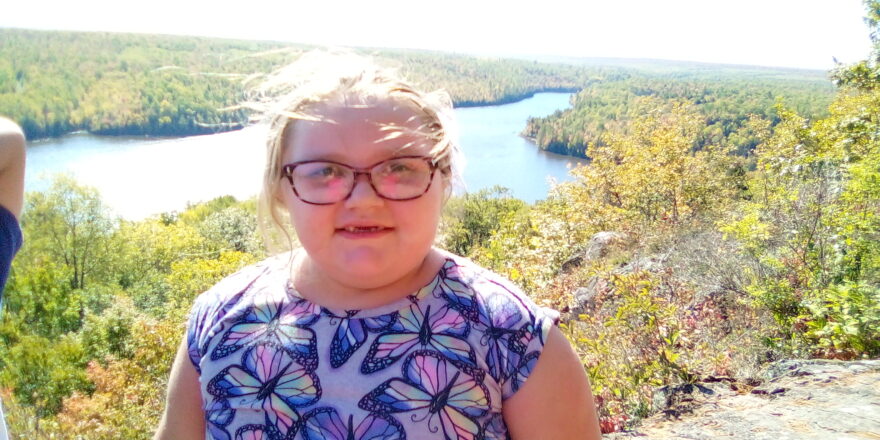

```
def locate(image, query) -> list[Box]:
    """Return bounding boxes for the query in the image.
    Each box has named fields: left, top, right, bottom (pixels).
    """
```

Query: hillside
left=1, top=5, right=879, bottom=436
left=0, top=28, right=600, bottom=139
left=1, top=28, right=834, bottom=158
left=523, top=71, right=835, bottom=157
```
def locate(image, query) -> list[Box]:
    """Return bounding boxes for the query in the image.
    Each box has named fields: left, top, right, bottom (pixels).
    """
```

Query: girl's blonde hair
left=249, top=50, right=464, bottom=252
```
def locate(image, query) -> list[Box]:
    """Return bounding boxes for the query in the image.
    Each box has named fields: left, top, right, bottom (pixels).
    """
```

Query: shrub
left=801, top=282, right=880, bottom=358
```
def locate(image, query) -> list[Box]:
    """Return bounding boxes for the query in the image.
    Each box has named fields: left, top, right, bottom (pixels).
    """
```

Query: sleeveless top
left=0, top=204, right=22, bottom=311
left=187, top=253, right=559, bottom=440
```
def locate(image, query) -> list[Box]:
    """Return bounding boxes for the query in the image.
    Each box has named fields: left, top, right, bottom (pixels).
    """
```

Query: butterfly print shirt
left=187, top=253, right=559, bottom=440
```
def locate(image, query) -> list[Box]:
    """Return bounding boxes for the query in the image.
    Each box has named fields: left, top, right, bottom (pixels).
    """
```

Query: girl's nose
left=344, top=173, right=383, bottom=208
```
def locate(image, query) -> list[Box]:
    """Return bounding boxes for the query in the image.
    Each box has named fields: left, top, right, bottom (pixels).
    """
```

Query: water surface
left=26, top=93, right=585, bottom=219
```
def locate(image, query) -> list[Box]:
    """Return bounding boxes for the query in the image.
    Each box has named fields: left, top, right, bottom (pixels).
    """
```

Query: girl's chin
left=332, top=253, right=424, bottom=287
left=300, top=243, right=435, bottom=289
left=338, top=246, right=393, bottom=265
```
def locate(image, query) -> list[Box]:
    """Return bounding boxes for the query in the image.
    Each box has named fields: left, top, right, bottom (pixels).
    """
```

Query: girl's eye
left=317, top=167, right=337, bottom=177
left=303, top=163, right=346, bottom=179
left=389, top=162, right=414, bottom=174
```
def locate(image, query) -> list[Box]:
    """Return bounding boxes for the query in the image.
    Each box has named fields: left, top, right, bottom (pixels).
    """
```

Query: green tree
left=719, top=0, right=880, bottom=357
left=0, top=333, right=92, bottom=417
left=19, top=175, right=115, bottom=290
left=440, top=186, right=528, bottom=256
left=564, top=99, right=739, bottom=237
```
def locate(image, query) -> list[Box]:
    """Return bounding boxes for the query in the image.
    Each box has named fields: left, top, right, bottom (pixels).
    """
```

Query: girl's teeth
left=345, top=226, right=382, bottom=232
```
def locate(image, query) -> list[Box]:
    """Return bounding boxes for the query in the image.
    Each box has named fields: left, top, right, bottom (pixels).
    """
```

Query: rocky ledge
left=605, top=359, right=880, bottom=440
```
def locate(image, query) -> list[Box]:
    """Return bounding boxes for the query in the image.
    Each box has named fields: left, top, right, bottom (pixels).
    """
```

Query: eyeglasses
left=281, top=156, right=438, bottom=205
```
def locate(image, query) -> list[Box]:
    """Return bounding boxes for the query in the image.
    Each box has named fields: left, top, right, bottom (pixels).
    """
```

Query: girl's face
left=279, top=100, right=446, bottom=291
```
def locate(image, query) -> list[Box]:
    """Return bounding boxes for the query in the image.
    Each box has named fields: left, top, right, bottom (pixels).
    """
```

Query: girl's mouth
left=336, top=225, right=393, bottom=238
left=342, top=226, right=387, bottom=233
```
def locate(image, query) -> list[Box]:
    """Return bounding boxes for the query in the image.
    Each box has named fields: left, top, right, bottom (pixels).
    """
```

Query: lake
left=25, top=93, right=586, bottom=219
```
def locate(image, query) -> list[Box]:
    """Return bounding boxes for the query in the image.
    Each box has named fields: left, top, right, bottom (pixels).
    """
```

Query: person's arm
left=502, top=325, right=602, bottom=440
left=154, top=338, right=206, bottom=440
left=0, top=117, right=26, bottom=218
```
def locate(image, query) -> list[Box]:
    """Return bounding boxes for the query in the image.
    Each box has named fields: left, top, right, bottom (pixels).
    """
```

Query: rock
left=651, top=382, right=725, bottom=413
left=570, top=277, right=605, bottom=317
left=560, top=256, right=583, bottom=274
left=615, top=255, right=665, bottom=275
left=760, top=358, right=880, bottom=382
left=560, top=231, right=628, bottom=273
left=605, top=359, right=880, bottom=439
left=585, top=232, right=629, bottom=260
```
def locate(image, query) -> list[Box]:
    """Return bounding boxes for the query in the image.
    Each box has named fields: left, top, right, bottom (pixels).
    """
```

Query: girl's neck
left=289, top=247, right=447, bottom=312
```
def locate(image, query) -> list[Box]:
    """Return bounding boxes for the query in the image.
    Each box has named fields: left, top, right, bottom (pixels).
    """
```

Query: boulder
left=604, top=359, right=880, bottom=439
left=560, top=231, right=628, bottom=273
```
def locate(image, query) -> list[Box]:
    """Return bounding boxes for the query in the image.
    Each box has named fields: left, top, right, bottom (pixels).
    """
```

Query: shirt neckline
left=281, top=255, right=458, bottom=319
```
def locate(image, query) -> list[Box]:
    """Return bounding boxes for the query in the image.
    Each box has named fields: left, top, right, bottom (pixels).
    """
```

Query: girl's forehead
left=307, top=99, right=424, bottom=125
left=285, top=101, right=433, bottom=161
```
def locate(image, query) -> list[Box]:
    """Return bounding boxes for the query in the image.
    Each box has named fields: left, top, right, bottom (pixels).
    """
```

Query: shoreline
left=21, top=90, right=581, bottom=143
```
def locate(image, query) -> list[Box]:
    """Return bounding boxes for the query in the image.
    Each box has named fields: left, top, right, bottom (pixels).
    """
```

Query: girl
left=156, top=52, right=601, bottom=440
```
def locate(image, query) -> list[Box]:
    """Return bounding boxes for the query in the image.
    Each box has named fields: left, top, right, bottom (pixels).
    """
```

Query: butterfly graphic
left=359, top=350, right=490, bottom=440
left=432, top=263, right=483, bottom=324
left=480, top=413, right=509, bottom=440
left=208, top=343, right=321, bottom=437
left=435, top=262, right=546, bottom=384
left=205, top=398, right=234, bottom=440
left=477, top=293, right=529, bottom=383
left=511, top=350, right=540, bottom=394
left=189, top=273, right=263, bottom=371
left=361, top=304, right=473, bottom=374
left=235, top=424, right=271, bottom=440
left=211, top=295, right=321, bottom=371
left=300, top=407, right=405, bottom=440
left=328, top=311, right=397, bottom=368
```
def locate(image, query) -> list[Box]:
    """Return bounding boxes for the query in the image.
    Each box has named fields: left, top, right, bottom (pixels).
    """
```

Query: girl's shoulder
left=189, top=252, right=291, bottom=318
left=436, top=252, right=559, bottom=328
left=435, top=253, right=560, bottom=400
left=186, top=253, right=293, bottom=370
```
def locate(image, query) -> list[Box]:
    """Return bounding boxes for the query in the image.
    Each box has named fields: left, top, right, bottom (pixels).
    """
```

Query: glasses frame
left=281, top=155, right=438, bottom=205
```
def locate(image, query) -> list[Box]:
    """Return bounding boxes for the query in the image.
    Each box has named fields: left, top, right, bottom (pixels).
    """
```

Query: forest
left=1, top=2, right=879, bottom=436
left=1, top=27, right=832, bottom=158
left=0, top=29, right=599, bottom=139
left=524, top=71, right=835, bottom=157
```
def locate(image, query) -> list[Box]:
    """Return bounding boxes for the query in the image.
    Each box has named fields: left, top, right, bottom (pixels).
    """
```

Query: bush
left=0, top=334, right=93, bottom=417
left=564, top=270, right=689, bottom=426
left=802, top=282, right=880, bottom=358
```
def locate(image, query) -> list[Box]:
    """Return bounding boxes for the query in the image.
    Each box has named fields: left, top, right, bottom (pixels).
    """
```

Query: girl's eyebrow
left=290, top=151, right=416, bottom=166
left=290, top=152, right=345, bottom=163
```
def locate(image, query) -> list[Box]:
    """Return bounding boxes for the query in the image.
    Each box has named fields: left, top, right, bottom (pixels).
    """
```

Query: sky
left=1, top=0, right=874, bottom=70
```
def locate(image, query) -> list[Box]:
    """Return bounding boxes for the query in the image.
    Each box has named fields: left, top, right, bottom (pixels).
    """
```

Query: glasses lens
left=292, top=162, right=353, bottom=203
left=371, top=157, right=433, bottom=199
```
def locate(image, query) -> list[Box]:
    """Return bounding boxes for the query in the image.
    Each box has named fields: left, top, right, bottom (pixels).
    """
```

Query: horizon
left=0, top=25, right=841, bottom=74
left=1, top=0, right=874, bottom=71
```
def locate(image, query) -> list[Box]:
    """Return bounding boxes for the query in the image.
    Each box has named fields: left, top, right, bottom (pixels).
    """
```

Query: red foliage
left=599, top=414, right=628, bottom=433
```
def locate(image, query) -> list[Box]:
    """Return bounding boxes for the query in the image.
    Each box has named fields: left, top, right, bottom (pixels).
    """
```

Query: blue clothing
left=0, top=205, right=20, bottom=440
left=187, top=253, right=558, bottom=440
left=0, top=204, right=22, bottom=309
